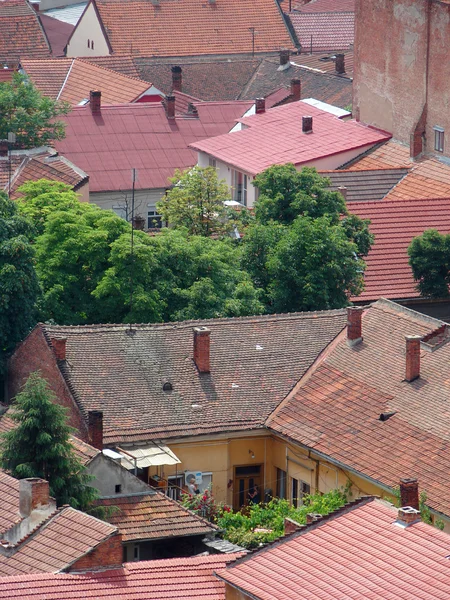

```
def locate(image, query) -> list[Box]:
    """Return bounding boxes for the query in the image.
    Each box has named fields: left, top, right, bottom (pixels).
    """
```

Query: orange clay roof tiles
left=92, top=0, right=294, bottom=57
left=0, top=0, right=51, bottom=61
left=289, top=12, right=354, bottom=53
left=0, top=472, right=20, bottom=534
left=96, top=492, right=217, bottom=541
left=347, top=140, right=412, bottom=170
left=69, top=436, right=100, bottom=465
left=87, top=55, right=141, bottom=78
left=0, top=553, right=244, bottom=599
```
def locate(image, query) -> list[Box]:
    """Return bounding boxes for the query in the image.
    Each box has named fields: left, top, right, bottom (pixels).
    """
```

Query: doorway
left=233, top=464, right=263, bottom=510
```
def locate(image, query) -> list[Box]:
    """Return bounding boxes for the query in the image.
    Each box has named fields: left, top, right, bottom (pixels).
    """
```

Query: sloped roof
left=321, top=168, right=408, bottom=201
left=91, top=0, right=294, bottom=57
left=0, top=553, right=243, bottom=599
left=70, top=436, right=100, bottom=465
left=54, top=100, right=253, bottom=192
left=0, top=472, right=20, bottom=534
left=217, top=497, right=450, bottom=599
left=296, top=0, right=355, bottom=12
left=88, top=55, right=143, bottom=79
left=39, top=310, right=347, bottom=445
left=0, top=507, right=117, bottom=576
left=291, top=51, right=353, bottom=78
left=268, top=299, right=450, bottom=517
left=0, top=0, right=51, bottom=61
left=191, top=101, right=391, bottom=176
left=39, top=14, right=74, bottom=57
left=289, top=11, right=354, bottom=53
left=96, top=491, right=218, bottom=542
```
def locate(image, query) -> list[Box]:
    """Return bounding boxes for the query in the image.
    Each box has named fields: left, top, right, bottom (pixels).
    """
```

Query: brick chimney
left=19, top=479, right=50, bottom=518
left=171, top=66, right=182, bottom=92
left=397, top=506, right=421, bottom=526
left=255, top=97, right=265, bottom=114
left=400, top=478, right=419, bottom=510
left=166, top=95, right=175, bottom=119
left=88, top=410, right=103, bottom=450
left=302, top=116, right=313, bottom=134
left=347, top=306, right=363, bottom=346
left=405, top=335, right=421, bottom=382
left=278, top=49, right=291, bottom=71
left=90, top=90, right=101, bottom=115
left=193, top=327, right=210, bottom=373
left=291, top=78, right=301, bottom=101
left=335, top=53, right=345, bottom=75
left=337, top=186, right=348, bottom=201
left=51, top=337, right=67, bottom=361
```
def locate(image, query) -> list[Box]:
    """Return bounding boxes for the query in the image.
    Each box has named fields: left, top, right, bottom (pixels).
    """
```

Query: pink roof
left=191, top=101, right=391, bottom=176
left=217, top=498, right=450, bottom=599
left=350, top=197, right=450, bottom=301
left=54, top=101, right=253, bottom=192
left=0, top=553, right=243, bottom=599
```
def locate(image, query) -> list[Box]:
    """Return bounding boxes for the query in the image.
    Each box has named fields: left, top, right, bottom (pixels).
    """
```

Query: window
left=231, top=169, right=248, bottom=206
left=115, top=484, right=122, bottom=494
left=91, top=40, right=94, bottom=50
left=434, top=126, right=445, bottom=153
left=208, top=157, right=217, bottom=168
left=276, top=468, right=287, bottom=499
left=133, top=544, right=140, bottom=561
left=291, top=477, right=311, bottom=507
left=167, top=475, right=184, bottom=501
left=87, top=39, right=90, bottom=48
left=147, top=207, right=163, bottom=229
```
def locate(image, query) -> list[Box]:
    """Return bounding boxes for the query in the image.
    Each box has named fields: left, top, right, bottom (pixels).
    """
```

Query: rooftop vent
left=379, top=411, right=396, bottom=422
left=163, top=382, right=173, bottom=391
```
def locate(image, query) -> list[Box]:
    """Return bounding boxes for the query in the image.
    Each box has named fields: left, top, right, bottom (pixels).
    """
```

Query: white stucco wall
left=87, top=454, right=151, bottom=497
left=90, top=188, right=166, bottom=225
left=66, top=2, right=110, bottom=57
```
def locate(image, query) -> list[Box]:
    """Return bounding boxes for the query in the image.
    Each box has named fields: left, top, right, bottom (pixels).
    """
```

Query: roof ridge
left=372, top=298, right=445, bottom=328
left=75, top=57, right=151, bottom=87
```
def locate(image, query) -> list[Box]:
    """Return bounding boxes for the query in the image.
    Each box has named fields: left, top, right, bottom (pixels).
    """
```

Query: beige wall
left=66, top=2, right=110, bottom=57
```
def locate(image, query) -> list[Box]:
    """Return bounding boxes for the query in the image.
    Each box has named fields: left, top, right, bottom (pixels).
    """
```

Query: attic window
left=163, top=382, right=173, bottom=392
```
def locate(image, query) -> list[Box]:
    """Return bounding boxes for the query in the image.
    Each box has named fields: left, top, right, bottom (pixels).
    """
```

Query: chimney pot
left=88, top=410, right=103, bottom=450
left=19, top=478, right=50, bottom=518
left=255, top=97, right=265, bottom=114
left=347, top=306, right=363, bottom=346
left=51, top=337, right=67, bottom=361
left=193, top=327, right=210, bottom=373
left=171, top=66, right=182, bottom=92
left=337, top=186, right=348, bottom=201
left=405, top=335, right=421, bottom=382
left=399, top=478, right=419, bottom=510
left=397, top=506, right=421, bottom=526
left=166, top=95, right=175, bottom=119
left=90, top=90, right=101, bottom=115
left=302, top=115, right=313, bottom=134
left=335, top=53, right=345, bottom=74
left=291, top=78, right=301, bottom=101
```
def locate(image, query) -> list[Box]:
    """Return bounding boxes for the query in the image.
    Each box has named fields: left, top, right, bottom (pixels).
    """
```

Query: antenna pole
left=129, top=168, right=136, bottom=328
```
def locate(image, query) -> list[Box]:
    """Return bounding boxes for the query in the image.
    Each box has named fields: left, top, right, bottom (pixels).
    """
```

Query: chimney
left=90, top=90, right=101, bottom=115
left=278, top=49, right=291, bottom=71
left=337, top=186, right=348, bottom=201
left=399, top=478, right=419, bottom=510
left=51, top=337, right=67, bottom=361
left=291, top=78, right=301, bottom=101
left=255, top=97, right=265, bottom=114
left=19, top=478, right=50, bottom=518
left=335, top=53, right=345, bottom=74
left=88, top=410, right=103, bottom=450
left=302, top=115, right=313, bottom=134
left=171, top=66, right=182, bottom=92
left=0, top=141, right=8, bottom=157
left=193, top=327, right=210, bottom=373
left=405, top=335, right=421, bottom=382
left=166, top=95, right=175, bottom=119
left=397, top=506, right=421, bottom=526
left=347, top=306, right=363, bottom=346
left=410, top=132, right=423, bottom=159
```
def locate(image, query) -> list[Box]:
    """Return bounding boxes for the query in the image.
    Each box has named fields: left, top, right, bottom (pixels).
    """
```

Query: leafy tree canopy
left=0, top=73, right=70, bottom=149
left=408, top=229, right=450, bottom=298
left=0, top=372, right=98, bottom=509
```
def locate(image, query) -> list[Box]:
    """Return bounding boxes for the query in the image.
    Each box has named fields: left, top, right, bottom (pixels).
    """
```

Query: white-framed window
left=147, top=206, right=163, bottom=229
left=434, top=126, right=445, bottom=153
left=231, top=170, right=248, bottom=206
left=198, top=472, right=212, bottom=493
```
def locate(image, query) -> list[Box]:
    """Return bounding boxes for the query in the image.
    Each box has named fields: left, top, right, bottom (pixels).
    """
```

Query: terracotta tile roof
left=173, top=90, right=203, bottom=115
left=87, top=55, right=141, bottom=79
left=347, top=140, right=412, bottom=170
left=96, top=492, right=218, bottom=542
left=20, top=57, right=71, bottom=98
left=191, top=101, right=391, bottom=176
left=54, top=101, right=253, bottom=192
left=217, top=498, right=450, bottom=599
left=295, top=0, right=355, bottom=12
left=0, top=0, right=51, bottom=62
left=39, top=14, right=74, bottom=57
left=0, top=506, right=117, bottom=575
left=70, top=436, right=100, bottom=465
left=289, top=12, right=354, bottom=53
left=268, top=299, right=450, bottom=517
left=92, top=0, right=294, bottom=57
left=0, top=156, right=24, bottom=189
left=40, top=310, right=347, bottom=445
left=321, top=168, right=409, bottom=201
left=0, top=472, right=20, bottom=534
left=349, top=197, right=450, bottom=301
left=290, top=51, right=353, bottom=78
left=0, top=553, right=243, bottom=598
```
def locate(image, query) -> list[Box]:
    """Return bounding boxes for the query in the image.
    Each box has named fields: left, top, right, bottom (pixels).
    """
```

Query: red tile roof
left=296, top=0, right=355, bottom=12
left=39, top=310, right=347, bottom=445
left=0, top=472, right=20, bottom=534
left=39, top=14, right=74, bottom=57
left=291, top=51, right=353, bottom=78
left=268, top=299, right=450, bottom=518
left=87, top=55, right=141, bottom=79
left=289, top=11, right=354, bottom=53
left=217, top=498, right=450, bottom=599
left=90, top=0, right=294, bottom=57
left=0, top=507, right=117, bottom=576
left=349, top=197, right=450, bottom=301
left=70, top=436, right=100, bottom=465
left=0, top=553, right=243, bottom=598
left=0, top=0, right=51, bottom=61
left=54, top=101, right=253, bottom=192
left=191, top=101, right=391, bottom=176
left=96, top=491, right=218, bottom=542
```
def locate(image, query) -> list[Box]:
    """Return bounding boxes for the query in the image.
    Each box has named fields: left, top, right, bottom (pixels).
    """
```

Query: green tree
left=0, top=73, right=70, bottom=149
left=157, top=166, right=235, bottom=236
left=408, top=229, right=450, bottom=298
left=0, top=372, right=98, bottom=509
left=0, top=192, right=40, bottom=372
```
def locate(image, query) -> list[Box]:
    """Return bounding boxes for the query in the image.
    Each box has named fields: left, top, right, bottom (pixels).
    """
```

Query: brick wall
left=7, top=326, right=87, bottom=438
left=69, top=533, right=123, bottom=571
